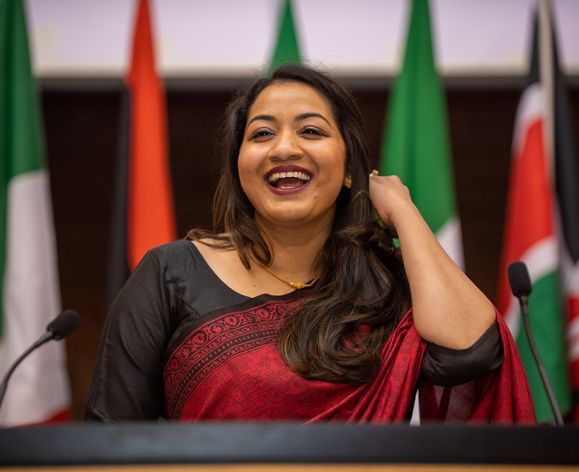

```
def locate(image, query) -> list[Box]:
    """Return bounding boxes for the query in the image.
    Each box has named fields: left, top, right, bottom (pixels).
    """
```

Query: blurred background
left=17, top=0, right=579, bottom=419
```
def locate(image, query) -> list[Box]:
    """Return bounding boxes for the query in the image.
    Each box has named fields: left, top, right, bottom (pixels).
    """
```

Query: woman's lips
left=267, top=178, right=311, bottom=195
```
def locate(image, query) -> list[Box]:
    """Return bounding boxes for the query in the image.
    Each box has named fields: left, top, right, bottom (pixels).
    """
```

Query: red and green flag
left=0, top=0, right=69, bottom=425
left=497, top=1, right=575, bottom=423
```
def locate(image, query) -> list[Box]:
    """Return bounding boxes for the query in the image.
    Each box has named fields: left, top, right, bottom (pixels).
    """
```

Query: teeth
left=267, top=171, right=311, bottom=184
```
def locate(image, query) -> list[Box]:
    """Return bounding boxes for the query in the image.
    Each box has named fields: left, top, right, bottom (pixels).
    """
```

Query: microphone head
left=47, top=310, right=80, bottom=340
left=508, top=261, right=533, bottom=298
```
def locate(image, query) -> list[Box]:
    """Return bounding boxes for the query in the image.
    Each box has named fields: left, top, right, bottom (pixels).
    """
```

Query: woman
left=86, top=65, right=534, bottom=422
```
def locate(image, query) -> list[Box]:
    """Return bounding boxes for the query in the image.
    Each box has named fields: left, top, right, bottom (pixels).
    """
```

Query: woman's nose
left=268, top=130, right=303, bottom=161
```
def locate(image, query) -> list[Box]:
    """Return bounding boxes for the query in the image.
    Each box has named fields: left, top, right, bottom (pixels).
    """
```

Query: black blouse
left=85, top=240, right=503, bottom=421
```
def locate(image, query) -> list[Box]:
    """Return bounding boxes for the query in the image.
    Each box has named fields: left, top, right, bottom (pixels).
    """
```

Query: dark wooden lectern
left=1, top=423, right=578, bottom=471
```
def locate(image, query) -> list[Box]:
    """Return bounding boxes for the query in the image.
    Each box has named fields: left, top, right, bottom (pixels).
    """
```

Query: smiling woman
left=85, top=65, right=535, bottom=423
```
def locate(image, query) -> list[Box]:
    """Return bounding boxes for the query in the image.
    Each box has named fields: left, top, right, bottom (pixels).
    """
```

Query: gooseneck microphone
left=507, top=261, right=564, bottom=426
left=0, top=310, right=80, bottom=412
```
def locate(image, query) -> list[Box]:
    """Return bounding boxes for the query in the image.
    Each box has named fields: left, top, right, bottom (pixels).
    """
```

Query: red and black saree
left=164, top=297, right=535, bottom=423
left=87, top=241, right=535, bottom=424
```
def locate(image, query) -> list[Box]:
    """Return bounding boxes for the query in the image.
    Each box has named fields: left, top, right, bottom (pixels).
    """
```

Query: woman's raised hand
left=368, top=172, right=416, bottom=230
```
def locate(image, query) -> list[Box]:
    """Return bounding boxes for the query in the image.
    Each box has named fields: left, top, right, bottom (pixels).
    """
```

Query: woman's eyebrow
left=247, top=112, right=331, bottom=127
left=296, top=112, right=331, bottom=126
left=247, top=114, right=275, bottom=126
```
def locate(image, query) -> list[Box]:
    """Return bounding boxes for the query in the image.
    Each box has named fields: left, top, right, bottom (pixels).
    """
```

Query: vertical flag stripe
left=436, top=217, right=463, bottom=272
left=1, top=0, right=44, bottom=334
left=0, top=0, right=42, bottom=177
left=107, top=0, right=176, bottom=307
left=1, top=172, right=67, bottom=425
left=379, top=0, right=463, bottom=268
left=127, top=0, right=175, bottom=270
left=0, top=0, right=10, bottom=334
left=269, top=0, right=301, bottom=71
left=515, top=271, right=568, bottom=419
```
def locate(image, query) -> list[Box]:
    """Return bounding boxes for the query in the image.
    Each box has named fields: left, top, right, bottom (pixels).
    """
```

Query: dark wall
left=41, top=83, right=579, bottom=419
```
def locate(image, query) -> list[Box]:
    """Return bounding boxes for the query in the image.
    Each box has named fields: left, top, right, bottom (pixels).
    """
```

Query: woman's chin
left=255, top=203, right=335, bottom=229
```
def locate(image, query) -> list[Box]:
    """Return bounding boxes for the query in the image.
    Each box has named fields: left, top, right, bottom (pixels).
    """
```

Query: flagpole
left=538, top=0, right=554, bottom=174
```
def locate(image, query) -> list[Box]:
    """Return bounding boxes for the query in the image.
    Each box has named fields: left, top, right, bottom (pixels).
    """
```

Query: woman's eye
left=249, top=129, right=273, bottom=140
left=301, top=127, right=325, bottom=137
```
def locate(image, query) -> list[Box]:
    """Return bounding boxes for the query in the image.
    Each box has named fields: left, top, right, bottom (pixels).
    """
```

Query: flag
left=107, top=0, right=176, bottom=305
left=497, top=1, right=574, bottom=423
left=378, top=0, right=463, bottom=268
left=548, top=7, right=579, bottom=422
left=0, top=0, right=69, bottom=425
left=269, top=0, right=302, bottom=71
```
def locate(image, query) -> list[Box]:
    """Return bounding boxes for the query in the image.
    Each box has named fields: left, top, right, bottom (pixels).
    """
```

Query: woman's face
left=238, top=81, right=346, bottom=230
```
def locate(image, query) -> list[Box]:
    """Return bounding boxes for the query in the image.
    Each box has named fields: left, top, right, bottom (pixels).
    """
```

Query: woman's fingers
left=368, top=173, right=412, bottom=226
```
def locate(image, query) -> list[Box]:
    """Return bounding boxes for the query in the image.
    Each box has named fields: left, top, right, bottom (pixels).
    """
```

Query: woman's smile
left=265, top=164, right=312, bottom=194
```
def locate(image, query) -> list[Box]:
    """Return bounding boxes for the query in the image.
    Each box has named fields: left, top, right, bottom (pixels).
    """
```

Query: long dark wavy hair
left=187, top=65, right=410, bottom=385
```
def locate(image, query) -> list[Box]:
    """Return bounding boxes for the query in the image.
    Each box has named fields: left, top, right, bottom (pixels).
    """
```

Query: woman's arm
left=369, top=175, right=495, bottom=349
left=85, top=248, right=173, bottom=421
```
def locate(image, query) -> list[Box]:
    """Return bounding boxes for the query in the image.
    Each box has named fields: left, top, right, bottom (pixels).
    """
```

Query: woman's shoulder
left=139, top=237, right=238, bottom=277
left=130, top=239, right=209, bottom=277
left=144, top=239, right=198, bottom=262
left=145, top=237, right=231, bottom=257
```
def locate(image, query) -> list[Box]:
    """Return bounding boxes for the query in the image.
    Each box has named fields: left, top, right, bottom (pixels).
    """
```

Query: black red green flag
left=497, top=1, right=577, bottom=423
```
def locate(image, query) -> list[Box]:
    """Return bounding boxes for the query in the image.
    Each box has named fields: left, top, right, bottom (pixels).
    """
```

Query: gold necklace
left=261, top=265, right=318, bottom=290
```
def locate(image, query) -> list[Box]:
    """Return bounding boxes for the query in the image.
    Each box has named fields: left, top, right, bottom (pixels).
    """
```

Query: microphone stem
left=519, top=296, right=564, bottom=427
left=0, top=333, right=53, bottom=411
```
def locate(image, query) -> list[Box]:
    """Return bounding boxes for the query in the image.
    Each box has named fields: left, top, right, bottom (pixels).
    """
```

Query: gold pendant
left=290, top=281, right=307, bottom=290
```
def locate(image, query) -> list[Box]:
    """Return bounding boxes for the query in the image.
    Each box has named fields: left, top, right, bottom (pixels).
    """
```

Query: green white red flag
left=0, top=0, right=69, bottom=425
left=379, top=0, right=463, bottom=268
